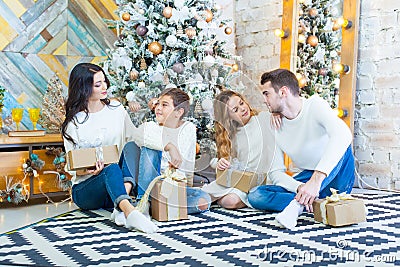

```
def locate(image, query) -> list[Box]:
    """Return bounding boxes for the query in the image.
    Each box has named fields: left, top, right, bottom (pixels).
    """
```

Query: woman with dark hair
left=61, top=63, right=165, bottom=233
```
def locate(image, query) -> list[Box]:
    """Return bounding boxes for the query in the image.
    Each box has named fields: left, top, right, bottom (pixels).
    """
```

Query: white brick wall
left=356, top=1, right=400, bottom=188
left=234, top=0, right=400, bottom=189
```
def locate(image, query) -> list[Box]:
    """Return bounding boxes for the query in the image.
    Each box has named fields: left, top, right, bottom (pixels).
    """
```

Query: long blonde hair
left=214, top=90, right=258, bottom=159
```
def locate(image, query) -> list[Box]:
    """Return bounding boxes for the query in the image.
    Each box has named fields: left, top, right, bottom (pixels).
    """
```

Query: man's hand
left=295, top=170, right=326, bottom=212
left=164, top=143, right=182, bottom=169
left=216, top=158, right=231, bottom=170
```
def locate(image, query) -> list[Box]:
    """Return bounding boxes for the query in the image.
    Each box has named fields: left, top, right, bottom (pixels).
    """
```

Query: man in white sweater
left=248, top=68, right=355, bottom=230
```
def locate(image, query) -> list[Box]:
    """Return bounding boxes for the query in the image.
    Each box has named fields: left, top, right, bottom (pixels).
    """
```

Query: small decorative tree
left=38, top=75, right=66, bottom=133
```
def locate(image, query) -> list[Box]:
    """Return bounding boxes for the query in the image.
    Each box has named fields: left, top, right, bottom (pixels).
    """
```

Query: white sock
left=111, top=209, right=126, bottom=226
left=125, top=210, right=158, bottom=233
left=276, top=199, right=304, bottom=230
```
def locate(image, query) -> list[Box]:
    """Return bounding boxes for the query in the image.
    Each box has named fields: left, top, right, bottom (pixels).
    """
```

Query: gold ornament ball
left=224, top=27, right=232, bottom=35
left=307, top=35, right=318, bottom=47
left=308, top=8, right=318, bottom=17
left=122, top=13, right=130, bottom=21
left=129, top=69, right=139, bottom=80
left=231, top=63, right=239, bottom=72
left=148, top=41, right=163, bottom=55
left=298, top=77, right=307, bottom=88
left=185, top=27, right=196, bottom=39
left=163, top=6, right=173, bottom=18
left=205, top=9, right=213, bottom=23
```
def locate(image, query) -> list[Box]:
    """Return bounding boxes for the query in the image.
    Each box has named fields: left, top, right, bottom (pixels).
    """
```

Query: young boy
left=113, top=88, right=211, bottom=225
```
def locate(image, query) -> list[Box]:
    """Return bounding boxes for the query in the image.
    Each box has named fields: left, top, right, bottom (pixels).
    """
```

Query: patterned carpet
left=1, top=194, right=399, bottom=267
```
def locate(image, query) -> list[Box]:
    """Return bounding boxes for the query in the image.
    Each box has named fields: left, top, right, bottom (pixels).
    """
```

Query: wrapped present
left=137, top=168, right=188, bottom=222
left=66, top=145, right=119, bottom=170
left=215, top=159, right=266, bottom=193
left=313, top=189, right=366, bottom=227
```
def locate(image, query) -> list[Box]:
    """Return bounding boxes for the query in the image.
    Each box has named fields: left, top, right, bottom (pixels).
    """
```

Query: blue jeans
left=72, top=163, right=133, bottom=211
left=120, top=141, right=211, bottom=214
left=248, top=145, right=355, bottom=212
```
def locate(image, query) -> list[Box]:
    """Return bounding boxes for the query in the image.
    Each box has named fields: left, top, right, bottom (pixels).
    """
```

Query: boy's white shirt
left=128, top=120, right=196, bottom=184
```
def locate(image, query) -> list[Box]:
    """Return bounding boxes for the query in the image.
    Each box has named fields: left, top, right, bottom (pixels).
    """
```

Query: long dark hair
left=61, top=63, right=111, bottom=145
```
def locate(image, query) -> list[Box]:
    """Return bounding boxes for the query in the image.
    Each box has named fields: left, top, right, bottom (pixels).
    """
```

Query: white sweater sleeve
left=268, top=141, right=303, bottom=193
left=126, top=120, right=164, bottom=151
left=312, top=97, right=352, bottom=175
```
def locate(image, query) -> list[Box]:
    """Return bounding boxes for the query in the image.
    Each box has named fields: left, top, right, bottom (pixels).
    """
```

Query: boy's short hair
left=159, top=88, right=190, bottom=117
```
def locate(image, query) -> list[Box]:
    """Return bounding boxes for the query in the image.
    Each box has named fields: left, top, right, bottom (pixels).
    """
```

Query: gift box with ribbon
left=136, top=168, right=188, bottom=222
left=66, top=145, right=119, bottom=170
left=313, top=189, right=366, bottom=227
left=151, top=178, right=188, bottom=222
left=215, top=159, right=266, bottom=193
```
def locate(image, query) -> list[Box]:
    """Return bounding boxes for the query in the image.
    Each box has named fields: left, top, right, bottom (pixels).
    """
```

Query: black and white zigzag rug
left=1, top=194, right=399, bottom=266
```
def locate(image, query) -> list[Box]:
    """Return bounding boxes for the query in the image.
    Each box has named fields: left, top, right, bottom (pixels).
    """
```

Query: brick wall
left=234, top=1, right=400, bottom=189
left=234, top=0, right=281, bottom=109
left=355, top=1, right=400, bottom=189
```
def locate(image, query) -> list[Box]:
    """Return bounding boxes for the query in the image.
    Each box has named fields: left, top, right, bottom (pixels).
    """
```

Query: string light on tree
left=298, top=34, right=306, bottom=43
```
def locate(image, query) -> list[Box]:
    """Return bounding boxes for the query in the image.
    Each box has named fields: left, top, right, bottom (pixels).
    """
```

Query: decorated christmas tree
left=38, top=75, right=66, bottom=133
left=296, top=0, right=342, bottom=107
left=103, top=0, right=240, bottom=155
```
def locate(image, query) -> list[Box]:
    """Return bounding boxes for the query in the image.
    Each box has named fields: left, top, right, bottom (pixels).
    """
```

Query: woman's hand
left=128, top=101, right=141, bottom=112
left=270, top=113, right=282, bottom=130
left=164, top=143, right=182, bottom=169
left=76, top=160, right=104, bottom=176
left=216, top=158, right=231, bottom=170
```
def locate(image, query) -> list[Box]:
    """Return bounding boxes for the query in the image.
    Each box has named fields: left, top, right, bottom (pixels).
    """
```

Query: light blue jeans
left=248, top=145, right=355, bottom=212
left=120, top=141, right=211, bottom=214
left=71, top=163, right=134, bottom=211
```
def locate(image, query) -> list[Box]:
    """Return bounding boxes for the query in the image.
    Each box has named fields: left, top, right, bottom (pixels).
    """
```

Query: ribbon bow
left=319, top=188, right=355, bottom=225
left=136, top=168, right=186, bottom=213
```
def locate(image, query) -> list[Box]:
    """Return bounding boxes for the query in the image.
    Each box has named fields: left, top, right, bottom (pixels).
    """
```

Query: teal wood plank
left=46, top=9, right=67, bottom=37
left=4, top=52, right=48, bottom=93
left=21, top=34, right=47, bottom=54
left=20, top=0, right=58, bottom=26
left=68, top=21, right=104, bottom=56
left=26, top=54, right=64, bottom=87
left=67, top=0, right=116, bottom=50
left=67, top=11, right=105, bottom=56
left=5, top=0, right=67, bottom=52
left=40, top=27, right=67, bottom=54
left=0, top=1, right=25, bottom=34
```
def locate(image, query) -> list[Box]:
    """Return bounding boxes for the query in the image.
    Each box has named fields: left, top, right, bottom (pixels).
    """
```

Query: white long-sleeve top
left=155, top=121, right=196, bottom=185
left=233, top=111, right=283, bottom=175
left=64, top=100, right=195, bottom=185
left=203, top=111, right=287, bottom=207
left=268, top=95, right=353, bottom=193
